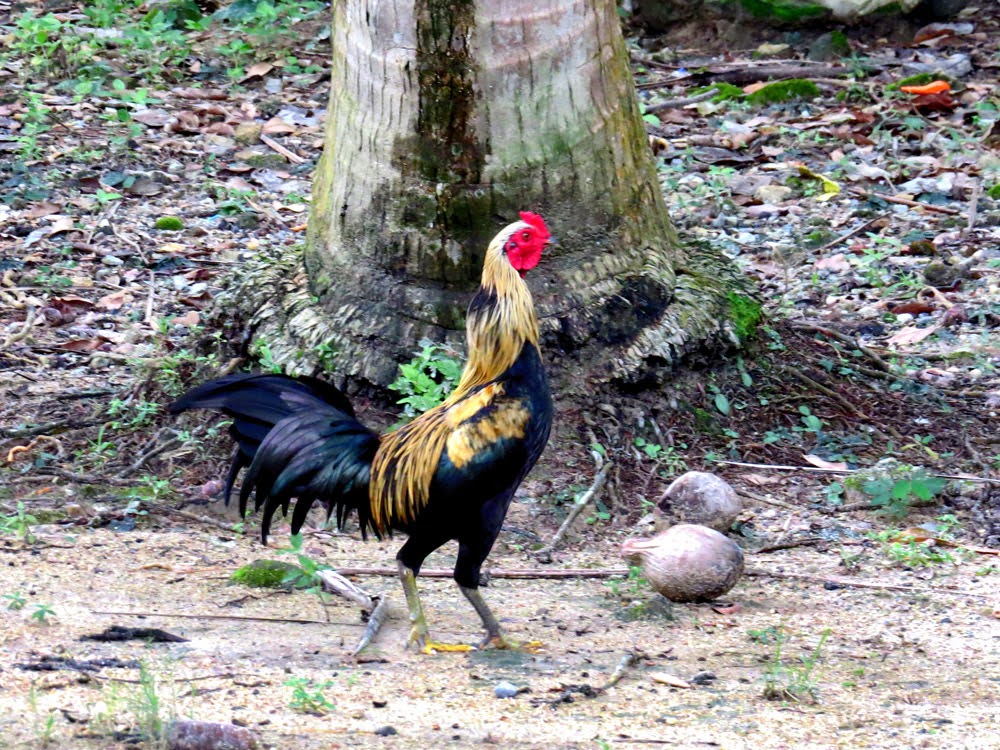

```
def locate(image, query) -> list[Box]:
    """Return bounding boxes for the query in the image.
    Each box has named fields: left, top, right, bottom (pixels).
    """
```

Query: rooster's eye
left=505, top=240, right=516, bottom=251
left=521, top=231, right=530, bottom=241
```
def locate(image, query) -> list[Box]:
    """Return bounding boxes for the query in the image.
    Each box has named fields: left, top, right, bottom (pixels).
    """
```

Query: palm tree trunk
left=233, top=0, right=747, bottom=387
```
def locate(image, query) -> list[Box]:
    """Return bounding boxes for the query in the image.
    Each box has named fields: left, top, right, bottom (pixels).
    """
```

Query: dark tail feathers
left=171, top=373, right=380, bottom=540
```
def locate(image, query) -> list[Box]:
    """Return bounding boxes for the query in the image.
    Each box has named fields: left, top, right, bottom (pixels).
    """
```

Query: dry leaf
left=58, top=338, right=106, bottom=352
left=172, top=310, right=201, bottom=327
left=803, top=455, right=849, bottom=471
left=95, top=290, right=132, bottom=311
left=133, top=109, right=174, bottom=127
left=241, top=62, right=275, bottom=82
left=48, top=216, right=77, bottom=236
left=886, top=325, right=940, bottom=347
left=650, top=673, right=693, bottom=689
left=815, top=254, right=850, bottom=272
left=742, top=473, right=780, bottom=486
left=263, top=117, right=296, bottom=135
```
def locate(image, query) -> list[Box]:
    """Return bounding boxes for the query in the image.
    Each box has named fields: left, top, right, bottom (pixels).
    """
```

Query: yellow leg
left=397, top=561, right=474, bottom=654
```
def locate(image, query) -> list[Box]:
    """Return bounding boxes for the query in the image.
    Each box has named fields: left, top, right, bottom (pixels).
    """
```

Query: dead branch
left=818, top=212, right=890, bottom=251
left=353, top=595, right=390, bottom=656
left=2, top=305, right=37, bottom=348
left=316, top=569, right=374, bottom=610
left=715, top=459, right=1000, bottom=485
left=849, top=188, right=961, bottom=215
left=744, top=568, right=987, bottom=599
left=790, top=322, right=891, bottom=371
left=645, top=88, right=719, bottom=113
left=535, top=453, right=613, bottom=563
left=91, top=609, right=364, bottom=626
left=333, top=566, right=630, bottom=580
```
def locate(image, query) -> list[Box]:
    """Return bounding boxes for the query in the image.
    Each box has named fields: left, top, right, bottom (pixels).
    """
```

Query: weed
left=277, top=534, right=332, bottom=598
left=30, top=603, right=56, bottom=624
left=1, top=501, right=38, bottom=543
left=28, top=683, right=57, bottom=746
left=5, top=591, right=28, bottom=610
left=606, top=564, right=648, bottom=597
left=761, top=627, right=830, bottom=703
left=389, top=338, right=462, bottom=423
left=844, top=461, right=947, bottom=519
left=870, top=517, right=961, bottom=568
left=633, top=437, right=688, bottom=477
left=286, top=676, right=336, bottom=714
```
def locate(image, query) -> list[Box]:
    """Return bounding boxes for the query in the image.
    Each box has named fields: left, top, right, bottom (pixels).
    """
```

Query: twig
left=145, top=502, right=235, bottom=532
left=599, top=649, right=644, bottom=692
left=790, top=322, right=890, bottom=372
left=334, top=566, right=631, bottom=579
left=144, top=270, right=156, bottom=326
left=818, top=212, right=890, bottom=251
left=754, top=537, right=825, bottom=553
left=2, top=305, right=37, bottom=348
left=353, top=595, right=389, bottom=656
left=744, top=568, right=987, bottom=599
left=965, top=180, right=980, bottom=233
left=260, top=134, right=306, bottom=164
left=645, top=88, right=719, bottom=114
left=849, top=188, right=960, bottom=215
left=91, top=609, right=364, bottom=626
left=316, top=569, right=374, bottom=610
left=535, top=454, right=613, bottom=563
left=34, top=467, right=134, bottom=486
left=716, top=459, right=1000, bottom=485
left=784, top=367, right=870, bottom=421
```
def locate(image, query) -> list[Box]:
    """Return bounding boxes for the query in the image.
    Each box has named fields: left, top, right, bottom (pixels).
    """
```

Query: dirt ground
left=2, top=481, right=999, bottom=750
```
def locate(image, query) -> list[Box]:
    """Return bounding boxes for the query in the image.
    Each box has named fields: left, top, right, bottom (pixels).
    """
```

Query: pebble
left=494, top=681, right=522, bottom=699
left=690, top=671, right=717, bottom=685
left=101, top=255, right=124, bottom=267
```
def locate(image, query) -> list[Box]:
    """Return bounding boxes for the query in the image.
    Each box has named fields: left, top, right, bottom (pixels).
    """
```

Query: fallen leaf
left=48, top=216, right=77, bottom=235
left=888, top=301, right=935, bottom=316
left=711, top=603, right=742, bottom=615
left=794, top=163, right=840, bottom=195
left=95, top=290, right=132, bottom=311
left=803, top=455, right=848, bottom=471
left=133, top=109, right=174, bottom=127
left=172, top=310, right=200, bottom=327
left=650, top=673, right=693, bottom=689
left=241, top=62, right=274, bottom=82
left=25, top=202, right=61, bottom=219
left=58, top=338, right=106, bottom=352
left=886, top=324, right=940, bottom=347
left=912, top=92, right=958, bottom=114
left=815, top=254, right=850, bottom=272
left=742, top=473, right=780, bottom=486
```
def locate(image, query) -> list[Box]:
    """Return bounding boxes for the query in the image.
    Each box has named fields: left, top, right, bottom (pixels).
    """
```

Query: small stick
left=91, top=609, right=363, bottom=626
left=785, top=368, right=869, bottom=420
left=2, top=305, right=37, bottom=348
left=715, top=459, right=1000, bottom=485
left=744, top=568, right=987, bottom=598
left=849, top=188, right=960, bottom=215
left=144, top=270, right=156, bottom=327
left=261, top=134, right=306, bottom=164
left=535, top=454, right=613, bottom=563
left=965, top=180, right=980, bottom=233
left=754, top=537, right=825, bottom=553
left=353, top=595, right=389, bottom=656
left=818, top=212, right=890, bottom=251
left=599, top=649, right=644, bottom=693
left=645, top=88, right=719, bottom=113
left=316, top=570, right=374, bottom=610
left=334, top=566, right=631, bottom=580
left=790, top=322, right=890, bottom=372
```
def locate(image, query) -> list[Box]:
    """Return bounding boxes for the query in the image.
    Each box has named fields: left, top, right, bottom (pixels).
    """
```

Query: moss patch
left=892, top=73, right=936, bottom=90
left=747, top=79, right=820, bottom=106
left=154, top=216, right=184, bottom=231
left=693, top=83, right=745, bottom=103
left=733, top=0, right=829, bottom=22
left=230, top=559, right=301, bottom=588
left=987, top=184, right=1000, bottom=200
left=727, top=292, right=763, bottom=341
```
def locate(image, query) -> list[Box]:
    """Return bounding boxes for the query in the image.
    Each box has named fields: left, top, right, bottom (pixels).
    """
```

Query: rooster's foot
left=481, top=634, right=543, bottom=653
left=408, top=626, right=475, bottom=654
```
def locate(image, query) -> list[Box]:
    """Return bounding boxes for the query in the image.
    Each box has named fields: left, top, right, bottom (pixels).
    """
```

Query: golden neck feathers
left=451, top=221, right=541, bottom=398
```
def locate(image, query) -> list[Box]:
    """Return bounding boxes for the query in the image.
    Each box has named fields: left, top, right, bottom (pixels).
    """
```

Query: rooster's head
left=499, top=211, right=551, bottom=278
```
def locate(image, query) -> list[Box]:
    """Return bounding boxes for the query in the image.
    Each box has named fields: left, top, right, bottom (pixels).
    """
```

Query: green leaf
left=714, top=393, right=731, bottom=415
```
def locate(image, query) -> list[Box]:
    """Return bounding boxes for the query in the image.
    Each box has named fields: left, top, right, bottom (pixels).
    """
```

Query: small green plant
left=606, top=564, right=648, bottom=597
left=870, top=518, right=960, bottom=568
left=845, top=462, right=947, bottom=519
left=747, top=79, right=821, bottom=107
left=762, top=627, right=830, bottom=703
left=2, top=502, right=39, bottom=543
left=30, top=603, right=56, bottom=624
left=28, top=683, right=57, bottom=746
left=277, top=534, right=332, bottom=597
left=5, top=591, right=28, bottom=610
left=388, top=339, right=462, bottom=423
left=286, top=676, right=336, bottom=714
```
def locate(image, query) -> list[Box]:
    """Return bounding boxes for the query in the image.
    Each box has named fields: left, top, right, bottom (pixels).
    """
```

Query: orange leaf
left=899, top=80, right=950, bottom=95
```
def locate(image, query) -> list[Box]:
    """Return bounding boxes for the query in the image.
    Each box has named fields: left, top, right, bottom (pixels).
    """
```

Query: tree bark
left=236, top=0, right=747, bottom=387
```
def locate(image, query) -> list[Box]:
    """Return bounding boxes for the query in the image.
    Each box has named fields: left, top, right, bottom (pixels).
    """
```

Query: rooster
left=171, top=212, right=553, bottom=652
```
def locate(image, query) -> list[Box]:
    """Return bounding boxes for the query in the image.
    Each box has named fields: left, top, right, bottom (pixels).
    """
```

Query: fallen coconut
left=621, top=524, right=744, bottom=603
left=657, top=471, right=741, bottom=532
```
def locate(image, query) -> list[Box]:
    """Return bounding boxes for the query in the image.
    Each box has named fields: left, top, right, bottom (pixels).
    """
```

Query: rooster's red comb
left=519, top=211, right=549, bottom=235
